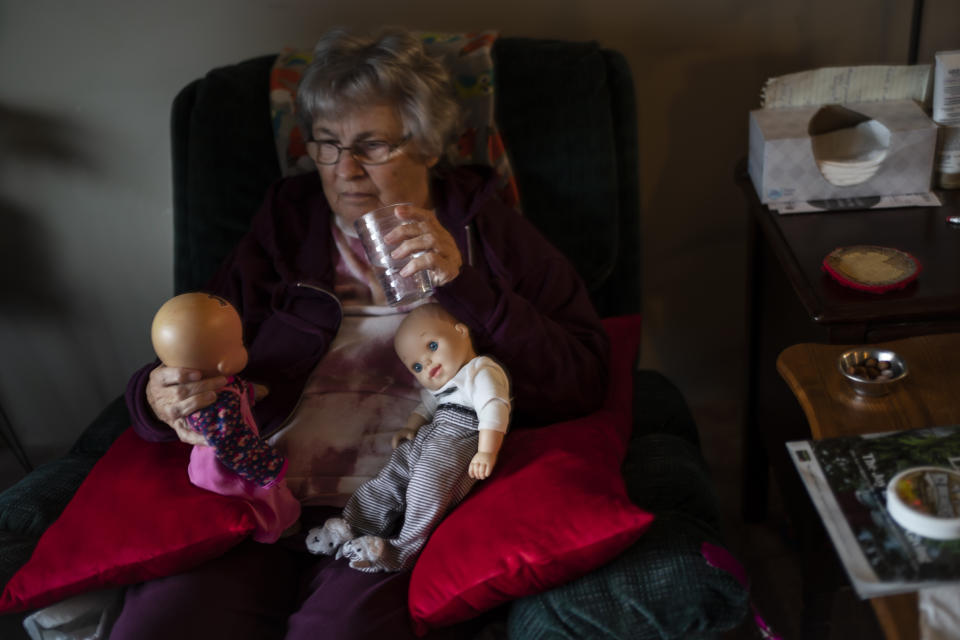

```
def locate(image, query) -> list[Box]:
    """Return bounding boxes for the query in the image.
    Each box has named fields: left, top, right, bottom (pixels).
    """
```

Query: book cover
left=788, top=424, right=960, bottom=598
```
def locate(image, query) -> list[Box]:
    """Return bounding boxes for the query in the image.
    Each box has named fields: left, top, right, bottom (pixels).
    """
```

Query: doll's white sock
left=340, top=535, right=386, bottom=571
left=305, top=517, right=353, bottom=555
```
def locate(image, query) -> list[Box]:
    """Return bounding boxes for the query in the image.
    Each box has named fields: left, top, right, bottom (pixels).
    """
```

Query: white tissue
left=22, top=588, right=123, bottom=640
left=920, top=585, right=960, bottom=640
left=812, top=119, right=891, bottom=186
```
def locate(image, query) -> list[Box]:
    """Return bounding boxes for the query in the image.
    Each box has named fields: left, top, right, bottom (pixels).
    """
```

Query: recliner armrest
left=505, top=373, right=748, bottom=640
left=0, top=395, right=129, bottom=590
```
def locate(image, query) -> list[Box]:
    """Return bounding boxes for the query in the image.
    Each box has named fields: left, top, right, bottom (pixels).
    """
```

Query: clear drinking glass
left=354, top=204, right=434, bottom=306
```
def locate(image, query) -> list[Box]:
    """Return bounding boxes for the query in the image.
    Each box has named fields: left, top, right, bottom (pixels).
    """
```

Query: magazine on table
left=787, top=424, right=960, bottom=599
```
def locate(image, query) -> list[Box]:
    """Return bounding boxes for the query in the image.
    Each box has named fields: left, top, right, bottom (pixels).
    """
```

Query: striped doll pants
left=342, top=404, right=480, bottom=571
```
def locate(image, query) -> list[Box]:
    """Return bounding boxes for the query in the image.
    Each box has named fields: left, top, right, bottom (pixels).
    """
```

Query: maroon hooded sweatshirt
left=127, top=166, right=609, bottom=442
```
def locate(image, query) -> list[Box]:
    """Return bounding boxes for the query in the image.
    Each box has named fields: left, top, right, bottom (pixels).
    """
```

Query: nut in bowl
left=837, top=348, right=908, bottom=397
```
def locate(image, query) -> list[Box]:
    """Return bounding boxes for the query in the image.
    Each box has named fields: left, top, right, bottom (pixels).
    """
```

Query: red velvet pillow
left=0, top=430, right=255, bottom=613
left=408, top=314, right=653, bottom=635
left=0, top=315, right=649, bottom=626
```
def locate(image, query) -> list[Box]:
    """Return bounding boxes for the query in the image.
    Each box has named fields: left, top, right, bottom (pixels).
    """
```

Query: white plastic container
left=887, top=466, right=960, bottom=540
left=932, top=50, right=960, bottom=126
left=932, top=51, right=960, bottom=188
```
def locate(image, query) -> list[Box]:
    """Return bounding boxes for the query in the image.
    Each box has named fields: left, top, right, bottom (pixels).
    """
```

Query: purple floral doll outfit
left=186, top=376, right=300, bottom=542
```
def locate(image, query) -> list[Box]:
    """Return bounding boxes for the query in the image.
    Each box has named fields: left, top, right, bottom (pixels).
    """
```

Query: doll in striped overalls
left=306, top=304, right=511, bottom=571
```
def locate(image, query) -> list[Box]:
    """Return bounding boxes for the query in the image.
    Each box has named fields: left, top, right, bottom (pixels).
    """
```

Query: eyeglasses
left=308, top=135, right=410, bottom=166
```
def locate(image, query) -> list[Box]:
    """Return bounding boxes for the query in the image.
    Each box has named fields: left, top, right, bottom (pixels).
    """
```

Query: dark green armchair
left=0, top=37, right=748, bottom=639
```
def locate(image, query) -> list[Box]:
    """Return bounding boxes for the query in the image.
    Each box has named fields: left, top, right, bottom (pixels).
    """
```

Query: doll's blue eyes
left=411, top=342, right=438, bottom=373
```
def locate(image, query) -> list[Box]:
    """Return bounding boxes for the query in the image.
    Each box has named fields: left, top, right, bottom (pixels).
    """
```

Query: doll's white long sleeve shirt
left=412, top=355, right=511, bottom=432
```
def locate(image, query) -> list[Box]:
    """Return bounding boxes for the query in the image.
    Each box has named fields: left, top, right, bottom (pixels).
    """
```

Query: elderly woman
left=113, top=27, right=608, bottom=640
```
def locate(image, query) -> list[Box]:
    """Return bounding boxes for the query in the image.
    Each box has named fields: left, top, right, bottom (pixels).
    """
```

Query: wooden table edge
left=776, top=341, right=924, bottom=640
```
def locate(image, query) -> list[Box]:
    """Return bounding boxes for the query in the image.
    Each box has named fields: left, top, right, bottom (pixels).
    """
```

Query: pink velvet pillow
left=408, top=315, right=653, bottom=635
left=0, top=430, right=255, bottom=613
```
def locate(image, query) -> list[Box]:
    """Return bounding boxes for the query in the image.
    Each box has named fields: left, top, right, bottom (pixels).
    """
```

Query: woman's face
left=311, top=104, right=438, bottom=229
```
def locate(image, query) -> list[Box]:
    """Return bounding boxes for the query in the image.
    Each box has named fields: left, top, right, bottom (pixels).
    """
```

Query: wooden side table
left=737, top=159, right=960, bottom=521
left=777, top=332, right=960, bottom=640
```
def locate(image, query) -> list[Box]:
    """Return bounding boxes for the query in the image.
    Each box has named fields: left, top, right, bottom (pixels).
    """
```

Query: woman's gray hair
left=296, top=27, right=460, bottom=160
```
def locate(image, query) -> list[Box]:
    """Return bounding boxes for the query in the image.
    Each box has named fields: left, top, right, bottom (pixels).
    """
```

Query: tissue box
left=748, top=100, right=937, bottom=204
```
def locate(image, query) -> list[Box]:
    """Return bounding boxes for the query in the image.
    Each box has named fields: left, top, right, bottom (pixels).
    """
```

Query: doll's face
left=152, top=293, right=248, bottom=377
left=395, top=311, right=476, bottom=391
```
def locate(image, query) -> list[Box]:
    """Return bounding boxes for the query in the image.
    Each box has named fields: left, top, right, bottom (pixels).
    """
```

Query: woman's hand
left=386, top=204, right=463, bottom=287
left=146, top=365, right=226, bottom=446
left=393, top=412, right=428, bottom=449
left=391, top=427, right=419, bottom=449
left=252, top=383, right=270, bottom=402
